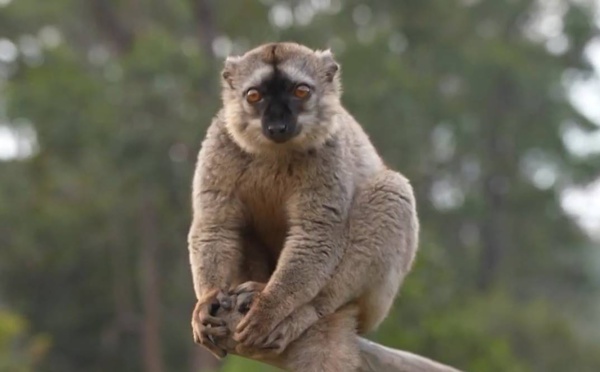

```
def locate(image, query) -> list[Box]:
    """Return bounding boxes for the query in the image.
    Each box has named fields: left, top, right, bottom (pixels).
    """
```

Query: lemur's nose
left=267, top=123, right=287, bottom=135
left=265, top=122, right=294, bottom=143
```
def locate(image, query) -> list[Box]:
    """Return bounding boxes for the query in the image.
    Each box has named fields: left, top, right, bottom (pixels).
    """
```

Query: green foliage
left=221, top=356, right=281, bottom=372
left=0, top=0, right=599, bottom=371
left=373, top=241, right=600, bottom=371
left=0, top=310, right=50, bottom=372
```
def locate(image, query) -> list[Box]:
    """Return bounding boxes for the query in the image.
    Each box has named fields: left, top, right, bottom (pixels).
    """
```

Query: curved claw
left=191, top=290, right=229, bottom=359
left=253, top=317, right=297, bottom=354
left=263, top=331, right=286, bottom=354
left=191, top=318, right=229, bottom=359
left=234, top=312, right=261, bottom=345
left=234, top=307, right=281, bottom=348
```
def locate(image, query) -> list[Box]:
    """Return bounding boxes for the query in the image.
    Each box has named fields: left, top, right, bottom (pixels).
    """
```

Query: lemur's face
left=220, top=42, right=342, bottom=153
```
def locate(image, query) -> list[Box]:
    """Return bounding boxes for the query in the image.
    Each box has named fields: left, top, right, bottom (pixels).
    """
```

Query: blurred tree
left=0, top=0, right=599, bottom=371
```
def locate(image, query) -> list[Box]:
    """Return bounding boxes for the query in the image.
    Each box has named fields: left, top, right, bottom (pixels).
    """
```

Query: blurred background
left=0, top=0, right=599, bottom=371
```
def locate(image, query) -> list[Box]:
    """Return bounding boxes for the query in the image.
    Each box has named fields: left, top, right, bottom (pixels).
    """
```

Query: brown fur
left=189, top=42, right=419, bottom=372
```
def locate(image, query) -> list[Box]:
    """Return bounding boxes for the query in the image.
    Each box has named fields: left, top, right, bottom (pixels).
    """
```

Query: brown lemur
left=188, top=42, right=419, bottom=372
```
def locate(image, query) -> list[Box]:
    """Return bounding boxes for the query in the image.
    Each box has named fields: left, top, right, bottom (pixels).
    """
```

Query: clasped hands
left=191, top=281, right=295, bottom=360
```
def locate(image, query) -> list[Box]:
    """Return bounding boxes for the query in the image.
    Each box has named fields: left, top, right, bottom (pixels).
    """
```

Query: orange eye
left=293, top=84, right=311, bottom=99
left=246, top=89, right=262, bottom=104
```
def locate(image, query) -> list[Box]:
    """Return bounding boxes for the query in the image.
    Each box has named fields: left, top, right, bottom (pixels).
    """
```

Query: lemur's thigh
left=335, top=169, right=417, bottom=331
left=264, top=169, right=418, bottom=351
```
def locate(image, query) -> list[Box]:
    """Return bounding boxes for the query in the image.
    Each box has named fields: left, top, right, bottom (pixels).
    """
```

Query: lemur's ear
left=315, top=49, right=339, bottom=83
left=222, top=55, right=242, bottom=89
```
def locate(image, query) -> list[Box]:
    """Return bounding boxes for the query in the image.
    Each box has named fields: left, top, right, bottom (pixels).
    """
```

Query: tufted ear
left=222, top=55, right=242, bottom=89
left=315, top=49, right=339, bottom=83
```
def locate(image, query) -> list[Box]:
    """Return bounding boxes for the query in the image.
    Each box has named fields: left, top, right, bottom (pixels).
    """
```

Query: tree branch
left=357, top=338, right=461, bottom=372
left=208, top=292, right=462, bottom=372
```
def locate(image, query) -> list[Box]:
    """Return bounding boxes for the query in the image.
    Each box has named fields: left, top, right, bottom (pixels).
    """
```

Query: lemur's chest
left=236, top=159, right=301, bottom=254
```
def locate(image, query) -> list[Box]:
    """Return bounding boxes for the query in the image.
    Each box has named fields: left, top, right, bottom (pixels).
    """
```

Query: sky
left=560, top=31, right=600, bottom=239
